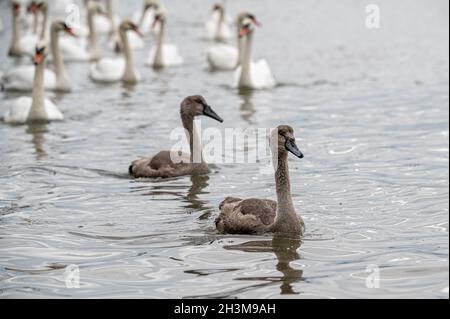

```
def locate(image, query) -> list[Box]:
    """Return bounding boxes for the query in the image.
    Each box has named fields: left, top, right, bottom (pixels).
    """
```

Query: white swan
left=2, top=21, right=77, bottom=92
left=56, top=1, right=104, bottom=62
left=57, top=35, right=90, bottom=62
left=7, top=1, right=41, bottom=57
left=90, top=0, right=118, bottom=35
left=86, top=1, right=104, bottom=61
left=132, top=0, right=160, bottom=35
left=233, top=14, right=276, bottom=90
left=205, top=3, right=232, bottom=42
left=147, top=11, right=183, bottom=68
left=3, top=44, right=64, bottom=124
left=8, top=2, right=23, bottom=57
left=206, top=12, right=251, bottom=71
left=90, top=21, right=142, bottom=84
left=18, top=1, right=50, bottom=57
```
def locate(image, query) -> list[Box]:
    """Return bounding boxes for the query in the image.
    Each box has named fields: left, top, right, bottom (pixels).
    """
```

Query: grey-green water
left=0, top=0, right=448, bottom=298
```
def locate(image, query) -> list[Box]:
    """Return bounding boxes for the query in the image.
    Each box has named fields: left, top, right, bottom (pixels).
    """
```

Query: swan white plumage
left=90, top=21, right=142, bottom=83
left=206, top=12, right=249, bottom=71
left=109, top=27, right=145, bottom=51
left=233, top=14, right=276, bottom=90
left=205, top=3, right=232, bottom=42
left=51, top=1, right=104, bottom=62
left=146, top=11, right=183, bottom=68
left=3, top=44, right=64, bottom=124
left=18, top=1, right=50, bottom=57
left=2, top=21, right=77, bottom=92
left=8, top=2, right=23, bottom=56
left=91, top=0, right=118, bottom=35
left=57, top=36, right=90, bottom=62
left=8, top=1, right=46, bottom=57
left=206, top=44, right=239, bottom=70
left=86, top=1, right=105, bottom=61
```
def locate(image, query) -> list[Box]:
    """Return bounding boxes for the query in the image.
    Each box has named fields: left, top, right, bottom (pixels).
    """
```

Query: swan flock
left=1, top=1, right=306, bottom=238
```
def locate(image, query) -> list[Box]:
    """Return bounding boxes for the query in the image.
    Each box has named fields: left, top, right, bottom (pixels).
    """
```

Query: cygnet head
left=271, top=125, right=304, bottom=159
left=238, top=12, right=260, bottom=38
left=181, top=95, right=224, bottom=123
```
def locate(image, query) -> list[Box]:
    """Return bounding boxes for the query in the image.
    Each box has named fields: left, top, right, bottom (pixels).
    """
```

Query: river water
left=0, top=0, right=448, bottom=298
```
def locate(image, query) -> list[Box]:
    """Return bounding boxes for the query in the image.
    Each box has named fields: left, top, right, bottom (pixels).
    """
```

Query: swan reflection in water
left=26, top=123, right=49, bottom=160
left=184, top=174, right=210, bottom=213
left=133, top=174, right=211, bottom=214
left=238, top=87, right=256, bottom=125
left=224, top=235, right=303, bottom=295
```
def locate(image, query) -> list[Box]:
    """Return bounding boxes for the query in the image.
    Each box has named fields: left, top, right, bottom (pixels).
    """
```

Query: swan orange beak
left=131, top=24, right=143, bottom=37
left=33, top=52, right=45, bottom=65
left=152, top=17, right=160, bottom=30
left=14, top=4, right=21, bottom=16
left=251, top=18, right=261, bottom=27
left=64, top=25, right=78, bottom=38
left=239, top=27, right=249, bottom=38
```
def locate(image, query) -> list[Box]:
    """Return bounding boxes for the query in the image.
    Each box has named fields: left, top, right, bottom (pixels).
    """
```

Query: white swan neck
left=10, top=10, right=20, bottom=52
left=39, top=7, right=49, bottom=40
left=28, top=61, right=47, bottom=121
left=32, top=12, right=39, bottom=34
left=105, top=0, right=113, bottom=21
left=239, top=31, right=254, bottom=87
left=120, top=29, right=137, bottom=83
left=154, top=21, right=166, bottom=67
left=138, top=5, right=149, bottom=25
left=88, top=10, right=100, bottom=60
left=274, top=152, right=297, bottom=223
left=50, top=27, right=68, bottom=87
left=215, top=10, right=225, bottom=40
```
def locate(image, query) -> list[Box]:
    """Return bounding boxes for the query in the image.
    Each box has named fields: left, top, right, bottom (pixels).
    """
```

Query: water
left=0, top=0, right=448, bottom=298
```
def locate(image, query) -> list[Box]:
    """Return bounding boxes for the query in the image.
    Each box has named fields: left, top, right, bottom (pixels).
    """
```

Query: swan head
left=11, top=1, right=21, bottom=16
left=238, top=13, right=260, bottom=38
left=51, top=21, right=78, bottom=37
left=212, top=3, right=225, bottom=14
left=87, top=1, right=106, bottom=16
left=152, top=10, right=167, bottom=29
left=144, top=0, right=159, bottom=13
left=271, top=125, right=304, bottom=159
left=27, top=1, right=48, bottom=15
left=181, top=95, right=224, bottom=123
left=33, top=43, right=47, bottom=65
left=119, top=20, right=143, bottom=37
